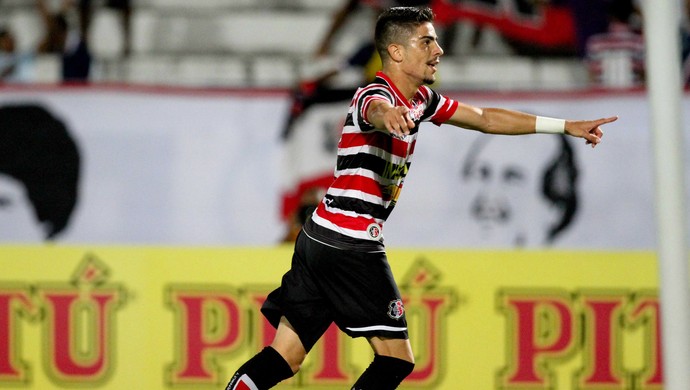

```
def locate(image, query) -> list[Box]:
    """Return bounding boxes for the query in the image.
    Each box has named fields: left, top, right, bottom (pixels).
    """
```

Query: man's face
left=461, top=136, right=557, bottom=246
left=401, top=22, right=444, bottom=85
left=464, top=142, right=529, bottom=232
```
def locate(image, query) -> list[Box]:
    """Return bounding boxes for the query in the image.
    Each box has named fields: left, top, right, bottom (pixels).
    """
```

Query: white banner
left=0, top=87, right=289, bottom=245
left=388, top=92, right=657, bottom=249
left=0, top=87, right=679, bottom=249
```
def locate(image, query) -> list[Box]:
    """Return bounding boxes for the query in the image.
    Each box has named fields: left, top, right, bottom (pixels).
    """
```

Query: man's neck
left=379, top=68, right=421, bottom=101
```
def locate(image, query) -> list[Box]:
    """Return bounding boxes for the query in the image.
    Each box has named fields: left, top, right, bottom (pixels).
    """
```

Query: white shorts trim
left=346, top=325, right=408, bottom=333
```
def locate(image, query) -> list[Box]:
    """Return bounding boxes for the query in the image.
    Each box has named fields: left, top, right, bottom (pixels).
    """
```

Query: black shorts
left=261, top=229, right=408, bottom=352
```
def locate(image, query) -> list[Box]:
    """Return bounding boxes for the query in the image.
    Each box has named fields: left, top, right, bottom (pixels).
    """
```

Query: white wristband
left=535, top=116, right=566, bottom=134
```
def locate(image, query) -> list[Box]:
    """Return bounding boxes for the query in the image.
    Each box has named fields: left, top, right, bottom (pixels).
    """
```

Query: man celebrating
left=225, top=6, right=617, bottom=390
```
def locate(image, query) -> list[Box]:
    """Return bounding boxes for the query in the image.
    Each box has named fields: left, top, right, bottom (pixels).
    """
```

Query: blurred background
left=0, top=0, right=656, bottom=89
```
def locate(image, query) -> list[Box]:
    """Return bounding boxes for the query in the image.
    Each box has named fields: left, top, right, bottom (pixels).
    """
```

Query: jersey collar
left=375, top=71, right=414, bottom=109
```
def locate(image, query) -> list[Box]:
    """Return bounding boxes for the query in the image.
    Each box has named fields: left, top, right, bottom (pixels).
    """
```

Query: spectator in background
left=76, top=0, right=132, bottom=57
left=0, top=27, right=18, bottom=81
left=37, top=0, right=91, bottom=82
left=501, top=0, right=579, bottom=57
left=567, top=0, right=619, bottom=57
left=431, top=0, right=579, bottom=57
left=315, top=0, right=433, bottom=81
left=0, top=26, right=34, bottom=83
left=282, top=187, right=325, bottom=243
left=584, top=0, right=644, bottom=88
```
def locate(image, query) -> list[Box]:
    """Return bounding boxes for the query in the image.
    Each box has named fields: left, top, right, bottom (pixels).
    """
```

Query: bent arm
left=367, top=100, right=415, bottom=138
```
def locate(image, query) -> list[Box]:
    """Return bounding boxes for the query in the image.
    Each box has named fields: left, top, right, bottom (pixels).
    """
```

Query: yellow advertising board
left=0, top=246, right=660, bottom=389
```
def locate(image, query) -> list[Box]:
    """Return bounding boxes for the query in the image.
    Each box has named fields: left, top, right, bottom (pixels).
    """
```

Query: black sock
left=225, top=346, right=294, bottom=390
left=350, top=354, right=415, bottom=390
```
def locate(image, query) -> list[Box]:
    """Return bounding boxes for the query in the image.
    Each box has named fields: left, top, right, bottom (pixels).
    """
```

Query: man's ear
left=388, top=43, right=404, bottom=63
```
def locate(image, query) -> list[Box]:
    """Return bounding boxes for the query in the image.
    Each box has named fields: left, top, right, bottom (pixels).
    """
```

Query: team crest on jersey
left=388, top=299, right=405, bottom=320
left=367, top=223, right=382, bottom=240
left=410, top=101, right=425, bottom=121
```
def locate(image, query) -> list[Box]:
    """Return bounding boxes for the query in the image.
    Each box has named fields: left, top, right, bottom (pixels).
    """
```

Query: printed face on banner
left=460, top=134, right=579, bottom=247
left=0, top=175, right=44, bottom=241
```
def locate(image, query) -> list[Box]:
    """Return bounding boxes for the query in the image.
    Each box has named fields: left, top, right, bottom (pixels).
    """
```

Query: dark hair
left=374, top=6, right=435, bottom=61
left=0, top=104, right=80, bottom=239
left=541, top=135, right=579, bottom=243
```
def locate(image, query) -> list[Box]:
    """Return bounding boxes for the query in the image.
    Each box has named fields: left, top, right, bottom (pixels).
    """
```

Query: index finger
left=594, top=116, right=619, bottom=126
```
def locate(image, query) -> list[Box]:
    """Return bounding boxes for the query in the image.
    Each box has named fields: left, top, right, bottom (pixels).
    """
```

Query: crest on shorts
left=367, top=223, right=382, bottom=240
left=387, top=299, right=405, bottom=320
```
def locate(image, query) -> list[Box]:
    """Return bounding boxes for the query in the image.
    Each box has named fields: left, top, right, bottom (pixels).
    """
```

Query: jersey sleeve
left=356, top=85, right=394, bottom=129
left=420, top=86, right=459, bottom=126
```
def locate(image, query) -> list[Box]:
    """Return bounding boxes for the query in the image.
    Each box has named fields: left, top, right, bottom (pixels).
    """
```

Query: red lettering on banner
left=0, top=288, right=34, bottom=382
left=310, top=324, right=351, bottom=382
left=579, top=294, right=627, bottom=388
left=406, top=297, right=448, bottom=383
left=498, top=293, right=577, bottom=388
left=399, top=260, right=456, bottom=387
left=167, top=288, right=244, bottom=385
left=38, top=255, right=124, bottom=385
left=247, top=293, right=275, bottom=348
left=0, top=255, right=667, bottom=389
left=500, top=290, right=664, bottom=390
left=629, top=294, right=663, bottom=387
left=42, top=293, right=116, bottom=379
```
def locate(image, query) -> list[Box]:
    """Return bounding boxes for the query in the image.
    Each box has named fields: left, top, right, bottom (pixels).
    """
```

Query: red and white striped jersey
left=309, top=71, right=458, bottom=246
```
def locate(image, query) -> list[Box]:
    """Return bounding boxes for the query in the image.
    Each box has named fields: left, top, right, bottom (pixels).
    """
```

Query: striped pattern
left=312, top=71, right=458, bottom=241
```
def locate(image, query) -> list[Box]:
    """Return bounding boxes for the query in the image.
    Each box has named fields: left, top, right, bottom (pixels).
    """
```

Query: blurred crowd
left=305, top=0, right=674, bottom=90
left=0, top=0, right=688, bottom=88
left=0, top=0, right=130, bottom=83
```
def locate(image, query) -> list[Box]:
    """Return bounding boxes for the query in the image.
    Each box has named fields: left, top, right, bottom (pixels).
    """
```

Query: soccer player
left=225, top=6, right=617, bottom=390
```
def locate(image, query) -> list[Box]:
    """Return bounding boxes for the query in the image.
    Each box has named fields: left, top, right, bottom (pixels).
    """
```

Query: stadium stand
left=0, top=0, right=590, bottom=90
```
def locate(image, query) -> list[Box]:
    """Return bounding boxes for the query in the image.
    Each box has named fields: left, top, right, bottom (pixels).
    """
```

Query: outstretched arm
left=365, top=99, right=618, bottom=147
left=445, top=102, right=618, bottom=147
